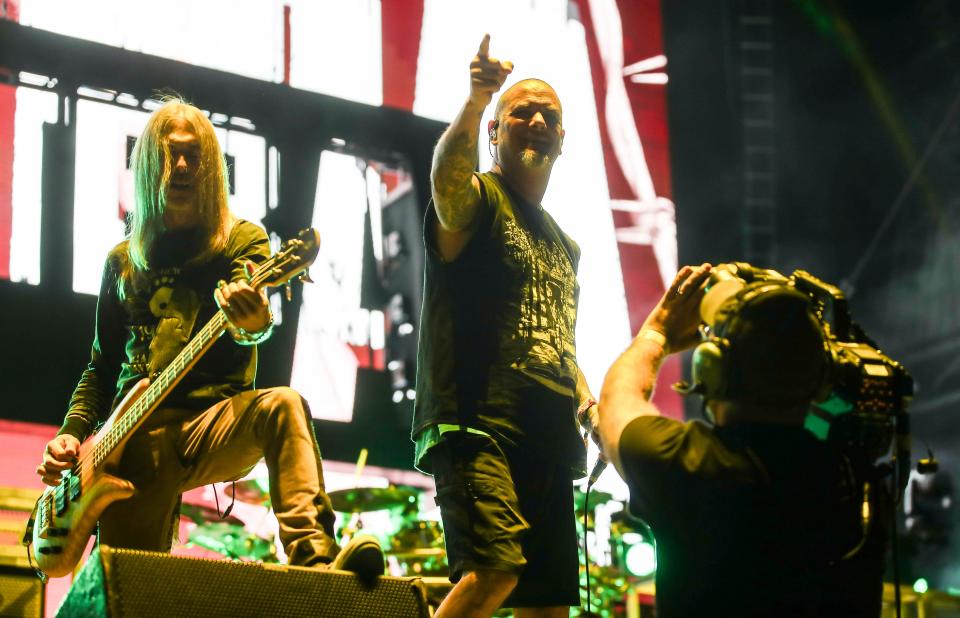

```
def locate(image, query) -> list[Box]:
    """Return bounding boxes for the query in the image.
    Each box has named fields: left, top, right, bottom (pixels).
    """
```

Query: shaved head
left=494, top=78, right=562, bottom=124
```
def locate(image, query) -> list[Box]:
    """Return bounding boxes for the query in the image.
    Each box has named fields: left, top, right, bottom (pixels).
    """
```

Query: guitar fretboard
left=90, top=311, right=229, bottom=469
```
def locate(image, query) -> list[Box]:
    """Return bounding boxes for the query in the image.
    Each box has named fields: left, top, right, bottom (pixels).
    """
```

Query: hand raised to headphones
left=640, top=263, right=712, bottom=353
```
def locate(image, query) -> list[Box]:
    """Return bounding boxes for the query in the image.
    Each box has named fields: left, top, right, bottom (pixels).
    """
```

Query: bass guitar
left=28, top=227, right=320, bottom=578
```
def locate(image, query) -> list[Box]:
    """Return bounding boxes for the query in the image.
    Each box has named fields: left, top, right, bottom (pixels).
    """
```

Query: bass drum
left=387, top=520, right=448, bottom=576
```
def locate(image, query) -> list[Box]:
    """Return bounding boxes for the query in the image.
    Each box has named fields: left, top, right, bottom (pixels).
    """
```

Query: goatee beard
left=519, top=148, right=552, bottom=169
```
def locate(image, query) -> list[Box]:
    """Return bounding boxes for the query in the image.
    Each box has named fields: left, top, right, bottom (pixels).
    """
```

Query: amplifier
left=0, top=564, right=44, bottom=618
left=0, top=486, right=44, bottom=617
left=58, top=545, right=430, bottom=618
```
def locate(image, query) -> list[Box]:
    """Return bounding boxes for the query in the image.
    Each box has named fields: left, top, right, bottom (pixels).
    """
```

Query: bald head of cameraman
left=596, top=264, right=887, bottom=617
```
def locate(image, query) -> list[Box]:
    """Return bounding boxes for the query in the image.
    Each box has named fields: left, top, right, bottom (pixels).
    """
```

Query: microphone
left=588, top=456, right=607, bottom=486
left=577, top=399, right=606, bottom=485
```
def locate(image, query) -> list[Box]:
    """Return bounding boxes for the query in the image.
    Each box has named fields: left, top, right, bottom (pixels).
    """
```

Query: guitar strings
left=69, top=249, right=286, bottom=479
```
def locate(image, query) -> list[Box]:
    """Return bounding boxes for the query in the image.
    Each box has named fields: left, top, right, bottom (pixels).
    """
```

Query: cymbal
left=329, top=485, right=419, bottom=513
left=228, top=479, right=271, bottom=504
left=610, top=509, right=654, bottom=536
left=188, top=521, right=276, bottom=561
left=180, top=502, right=244, bottom=527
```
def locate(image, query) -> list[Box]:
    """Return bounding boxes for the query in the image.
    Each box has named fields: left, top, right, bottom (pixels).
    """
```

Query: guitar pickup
left=55, top=485, right=68, bottom=516
left=68, top=474, right=81, bottom=501
left=46, top=527, right=69, bottom=537
left=36, top=497, right=51, bottom=539
left=37, top=545, right=63, bottom=555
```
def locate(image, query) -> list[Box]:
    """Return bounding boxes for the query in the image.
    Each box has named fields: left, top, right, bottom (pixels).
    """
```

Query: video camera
left=698, top=263, right=913, bottom=481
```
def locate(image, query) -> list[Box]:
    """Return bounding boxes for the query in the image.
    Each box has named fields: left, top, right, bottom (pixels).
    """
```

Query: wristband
left=227, top=313, right=274, bottom=346
left=576, top=398, right=598, bottom=428
left=638, top=328, right=668, bottom=353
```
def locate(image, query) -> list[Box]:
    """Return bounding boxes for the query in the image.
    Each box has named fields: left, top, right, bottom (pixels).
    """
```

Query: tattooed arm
left=432, top=34, right=512, bottom=261
left=598, top=264, right=711, bottom=474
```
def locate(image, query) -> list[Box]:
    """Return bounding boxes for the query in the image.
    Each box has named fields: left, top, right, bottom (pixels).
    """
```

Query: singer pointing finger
left=411, top=34, right=595, bottom=617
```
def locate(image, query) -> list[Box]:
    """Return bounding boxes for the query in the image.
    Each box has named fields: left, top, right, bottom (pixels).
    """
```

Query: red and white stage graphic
left=2, top=0, right=679, bottom=417
left=574, top=0, right=681, bottom=418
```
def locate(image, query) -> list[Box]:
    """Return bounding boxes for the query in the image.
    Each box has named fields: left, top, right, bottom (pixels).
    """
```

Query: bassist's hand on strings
left=37, top=434, right=80, bottom=487
left=214, top=261, right=270, bottom=334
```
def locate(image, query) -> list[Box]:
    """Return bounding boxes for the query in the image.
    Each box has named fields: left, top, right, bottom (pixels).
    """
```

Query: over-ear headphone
left=689, top=281, right=832, bottom=408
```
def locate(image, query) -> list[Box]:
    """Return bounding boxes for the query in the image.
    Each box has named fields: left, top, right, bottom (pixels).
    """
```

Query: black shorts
left=430, top=431, right=580, bottom=607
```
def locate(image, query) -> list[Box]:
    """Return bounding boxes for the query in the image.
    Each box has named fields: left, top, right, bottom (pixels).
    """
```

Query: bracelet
left=227, top=313, right=274, bottom=346
left=638, top=328, right=668, bottom=353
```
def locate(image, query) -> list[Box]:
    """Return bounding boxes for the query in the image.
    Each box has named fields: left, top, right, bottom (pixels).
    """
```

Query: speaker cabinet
left=0, top=486, right=45, bottom=618
left=58, top=546, right=430, bottom=618
left=0, top=565, right=44, bottom=618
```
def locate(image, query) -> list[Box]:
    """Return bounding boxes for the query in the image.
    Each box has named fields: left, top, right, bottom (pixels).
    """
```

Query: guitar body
left=29, top=228, right=320, bottom=578
left=31, top=379, right=148, bottom=577
left=32, top=472, right=134, bottom=577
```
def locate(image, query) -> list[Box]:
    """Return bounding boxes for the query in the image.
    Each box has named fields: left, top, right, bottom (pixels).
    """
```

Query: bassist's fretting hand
left=214, top=261, right=271, bottom=334
left=37, top=434, right=80, bottom=487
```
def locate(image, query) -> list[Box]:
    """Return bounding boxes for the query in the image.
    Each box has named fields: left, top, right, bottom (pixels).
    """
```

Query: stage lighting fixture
left=389, top=359, right=409, bottom=390
left=385, top=230, right=404, bottom=260
left=18, top=71, right=55, bottom=87
left=619, top=532, right=657, bottom=578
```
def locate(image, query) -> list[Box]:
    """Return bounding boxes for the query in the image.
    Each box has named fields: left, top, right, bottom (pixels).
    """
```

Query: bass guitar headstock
left=249, top=228, right=321, bottom=291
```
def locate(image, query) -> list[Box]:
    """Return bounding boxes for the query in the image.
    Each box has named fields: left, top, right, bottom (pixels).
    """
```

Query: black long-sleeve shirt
left=59, top=220, right=270, bottom=440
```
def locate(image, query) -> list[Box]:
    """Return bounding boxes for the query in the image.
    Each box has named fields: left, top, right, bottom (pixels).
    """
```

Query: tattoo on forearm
left=575, top=367, right=592, bottom=402
left=432, top=129, right=478, bottom=230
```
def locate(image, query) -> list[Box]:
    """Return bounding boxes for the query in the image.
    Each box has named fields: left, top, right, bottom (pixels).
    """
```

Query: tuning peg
left=299, top=269, right=314, bottom=284
left=285, top=282, right=292, bottom=301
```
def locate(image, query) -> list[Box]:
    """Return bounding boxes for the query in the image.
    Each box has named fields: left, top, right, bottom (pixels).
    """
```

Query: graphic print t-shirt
left=60, top=220, right=270, bottom=440
left=414, top=172, right=585, bottom=468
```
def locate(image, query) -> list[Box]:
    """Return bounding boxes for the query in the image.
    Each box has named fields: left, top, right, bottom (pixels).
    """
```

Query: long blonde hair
left=122, top=98, right=233, bottom=295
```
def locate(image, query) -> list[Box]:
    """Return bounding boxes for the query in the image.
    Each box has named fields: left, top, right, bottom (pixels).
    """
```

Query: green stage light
left=914, top=578, right=929, bottom=594
left=624, top=540, right=656, bottom=577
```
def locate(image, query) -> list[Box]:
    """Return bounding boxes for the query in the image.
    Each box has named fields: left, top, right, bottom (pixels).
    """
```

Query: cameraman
left=596, top=264, right=887, bottom=617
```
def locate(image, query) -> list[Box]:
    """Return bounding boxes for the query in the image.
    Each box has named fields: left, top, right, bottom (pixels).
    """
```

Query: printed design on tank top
left=501, top=216, right=577, bottom=367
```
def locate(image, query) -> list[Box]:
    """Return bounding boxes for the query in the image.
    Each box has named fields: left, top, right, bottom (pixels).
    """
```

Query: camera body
left=695, top=263, right=913, bottom=466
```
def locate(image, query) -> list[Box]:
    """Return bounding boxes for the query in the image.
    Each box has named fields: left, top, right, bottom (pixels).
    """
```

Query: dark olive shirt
left=59, top=220, right=270, bottom=440
left=618, top=415, right=887, bottom=617
left=413, top=172, right=585, bottom=470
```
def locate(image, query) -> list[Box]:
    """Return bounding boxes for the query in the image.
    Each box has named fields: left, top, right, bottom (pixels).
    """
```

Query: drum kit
left=178, top=493, right=279, bottom=563
left=328, top=485, right=447, bottom=576
left=572, top=486, right=657, bottom=616
left=177, top=474, right=647, bottom=611
left=178, top=480, right=447, bottom=575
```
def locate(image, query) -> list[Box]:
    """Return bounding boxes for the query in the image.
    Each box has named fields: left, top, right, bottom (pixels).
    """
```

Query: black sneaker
left=330, top=534, right=385, bottom=581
